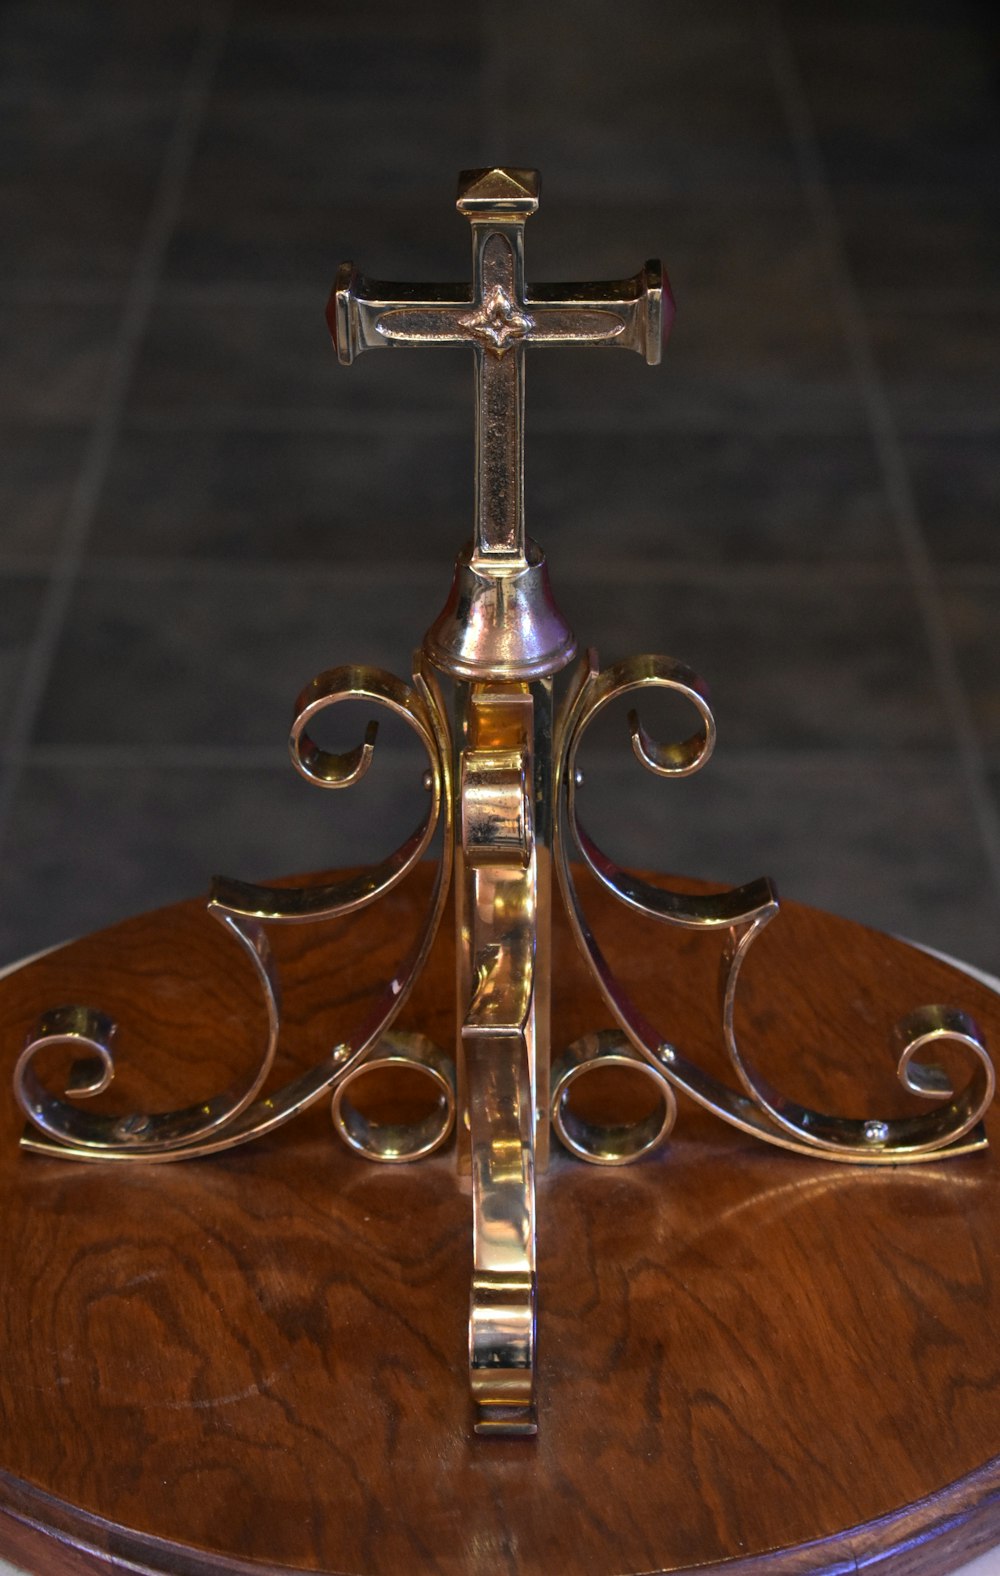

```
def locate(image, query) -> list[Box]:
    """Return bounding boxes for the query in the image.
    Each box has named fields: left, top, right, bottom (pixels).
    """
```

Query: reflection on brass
left=15, top=170, right=996, bottom=1436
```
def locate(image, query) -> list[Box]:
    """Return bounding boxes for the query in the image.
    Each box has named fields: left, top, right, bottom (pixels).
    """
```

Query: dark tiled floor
left=0, top=100, right=175, bottom=280
left=903, top=434, right=1000, bottom=564
left=577, top=754, right=1000, bottom=969
left=0, top=0, right=999, bottom=988
left=0, top=302, right=120, bottom=421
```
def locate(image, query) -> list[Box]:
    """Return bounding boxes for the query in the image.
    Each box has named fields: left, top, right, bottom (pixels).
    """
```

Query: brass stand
left=13, top=169, right=996, bottom=1436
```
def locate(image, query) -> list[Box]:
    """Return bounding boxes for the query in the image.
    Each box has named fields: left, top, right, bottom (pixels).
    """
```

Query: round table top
left=1, top=867, right=999, bottom=1576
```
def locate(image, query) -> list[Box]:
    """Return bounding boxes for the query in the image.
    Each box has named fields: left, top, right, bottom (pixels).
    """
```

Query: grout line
left=7, top=276, right=1000, bottom=317
left=6, top=743, right=981, bottom=773
left=862, top=289, right=1000, bottom=315
left=0, top=555, right=920, bottom=588
left=20, top=557, right=453, bottom=586
left=3, top=406, right=995, bottom=439
left=0, top=281, right=128, bottom=304
left=764, top=8, right=1000, bottom=899
left=120, top=408, right=873, bottom=437
left=478, top=0, right=508, bottom=159
left=936, top=565, right=1000, bottom=587
left=0, top=2, right=233, bottom=863
left=24, top=744, right=293, bottom=770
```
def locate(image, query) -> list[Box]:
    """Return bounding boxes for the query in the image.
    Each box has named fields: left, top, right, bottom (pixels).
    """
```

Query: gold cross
left=328, top=168, right=671, bottom=568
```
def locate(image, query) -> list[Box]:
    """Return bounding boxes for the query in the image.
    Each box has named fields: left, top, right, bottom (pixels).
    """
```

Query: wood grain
left=1, top=866, right=999, bottom=1576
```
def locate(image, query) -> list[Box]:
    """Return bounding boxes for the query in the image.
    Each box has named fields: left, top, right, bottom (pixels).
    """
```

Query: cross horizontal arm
left=528, top=264, right=668, bottom=362
left=328, top=266, right=467, bottom=363
left=328, top=261, right=668, bottom=366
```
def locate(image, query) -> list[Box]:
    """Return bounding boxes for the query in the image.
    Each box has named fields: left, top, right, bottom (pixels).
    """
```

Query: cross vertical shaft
left=470, top=228, right=526, bottom=563
left=458, top=181, right=537, bottom=566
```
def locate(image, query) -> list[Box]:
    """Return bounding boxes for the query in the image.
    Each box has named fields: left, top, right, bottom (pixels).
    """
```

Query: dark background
left=0, top=0, right=998, bottom=970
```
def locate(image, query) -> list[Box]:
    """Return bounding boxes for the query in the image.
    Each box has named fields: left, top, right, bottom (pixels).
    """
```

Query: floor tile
left=903, top=434, right=1000, bottom=567
left=530, top=197, right=834, bottom=332
left=0, top=575, right=46, bottom=734
left=171, top=111, right=488, bottom=286
left=186, top=100, right=485, bottom=211
left=782, top=0, right=984, bottom=21
left=0, top=303, right=118, bottom=423
left=0, top=757, right=433, bottom=963
left=0, top=432, right=86, bottom=560
left=529, top=431, right=896, bottom=565
left=0, top=101, right=173, bottom=281
left=528, top=213, right=865, bottom=434
left=570, top=752, right=1000, bottom=973
left=34, top=569, right=447, bottom=748
left=216, top=27, right=480, bottom=98
left=836, top=194, right=1000, bottom=296
left=93, top=426, right=896, bottom=569
left=130, top=291, right=470, bottom=418
left=505, top=299, right=857, bottom=437
left=941, top=581, right=1000, bottom=756
left=556, top=572, right=947, bottom=752
left=0, top=0, right=202, bottom=99
left=491, top=14, right=799, bottom=201
left=789, top=21, right=1000, bottom=196
left=92, top=428, right=472, bottom=564
left=236, top=0, right=482, bottom=23
left=867, top=308, right=1000, bottom=432
left=166, top=194, right=472, bottom=289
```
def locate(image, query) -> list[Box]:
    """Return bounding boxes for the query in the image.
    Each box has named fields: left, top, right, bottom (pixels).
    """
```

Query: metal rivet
left=114, top=1114, right=151, bottom=1140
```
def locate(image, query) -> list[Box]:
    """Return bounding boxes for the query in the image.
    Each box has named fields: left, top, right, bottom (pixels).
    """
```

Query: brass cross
left=328, top=168, right=671, bottom=568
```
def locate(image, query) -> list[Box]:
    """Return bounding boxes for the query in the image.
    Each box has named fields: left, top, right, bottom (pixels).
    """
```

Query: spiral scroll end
left=65, top=1054, right=113, bottom=1099
left=893, top=1005, right=993, bottom=1106
left=291, top=714, right=380, bottom=789
left=626, top=697, right=715, bottom=778
left=23, top=1006, right=118, bottom=1101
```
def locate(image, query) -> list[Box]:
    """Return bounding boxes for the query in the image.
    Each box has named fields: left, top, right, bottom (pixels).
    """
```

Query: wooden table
left=1, top=867, right=999, bottom=1576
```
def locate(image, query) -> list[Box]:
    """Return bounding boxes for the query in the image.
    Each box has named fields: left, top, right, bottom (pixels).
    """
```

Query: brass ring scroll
left=331, top=1032, right=456, bottom=1163
left=551, top=1030, right=677, bottom=1165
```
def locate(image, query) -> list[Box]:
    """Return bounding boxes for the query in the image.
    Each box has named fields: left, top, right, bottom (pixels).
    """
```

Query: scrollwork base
left=13, top=640, right=996, bottom=1439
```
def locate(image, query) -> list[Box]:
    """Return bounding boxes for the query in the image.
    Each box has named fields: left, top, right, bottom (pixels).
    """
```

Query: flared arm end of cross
left=643, top=259, right=676, bottom=366
left=326, top=262, right=358, bottom=366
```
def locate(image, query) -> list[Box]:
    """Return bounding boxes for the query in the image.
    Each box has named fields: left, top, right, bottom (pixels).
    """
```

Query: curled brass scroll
left=17, top=658, right=454, bottom=1162
left=554, top=649, right=995, bottom=1165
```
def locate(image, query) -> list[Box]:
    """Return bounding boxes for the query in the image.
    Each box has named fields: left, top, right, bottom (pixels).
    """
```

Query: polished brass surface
left=13, top=168, right=997, bottom=1438
left=422, top=538, right=576, bottom=682
left=331, top=166, right=663, bottom=575
left=551, top=1030, right=677, bottom=1165
left=331, top=1031, right=456, bottom=1163
left=331, top=166, right=667, bottom=680
left=456, top=684, right=540, bottom=1431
